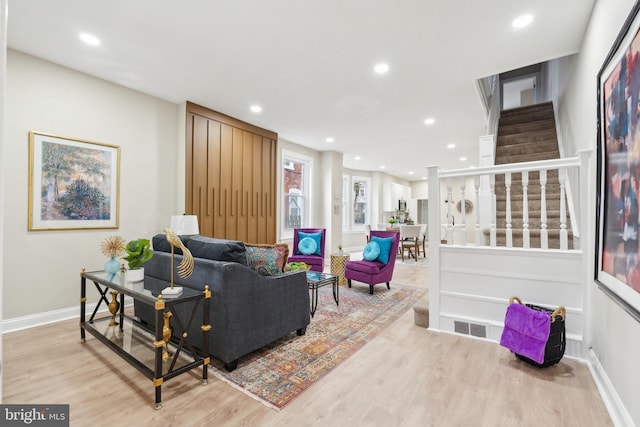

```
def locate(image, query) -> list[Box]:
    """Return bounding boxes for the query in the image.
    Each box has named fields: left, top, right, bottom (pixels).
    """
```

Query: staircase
left=492, top=102, right=572, bottom=249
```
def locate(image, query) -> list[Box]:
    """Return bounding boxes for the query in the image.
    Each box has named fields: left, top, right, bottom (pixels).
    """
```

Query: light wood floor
left=3, top=263, right=612, bottom=426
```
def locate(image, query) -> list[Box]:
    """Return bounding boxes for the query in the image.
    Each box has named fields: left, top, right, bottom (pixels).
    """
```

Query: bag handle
left=509, top=296, right=523, bottom=305
left=551, top=306, right=566, bottom=323
left=509, top=296, right=566, bottom=323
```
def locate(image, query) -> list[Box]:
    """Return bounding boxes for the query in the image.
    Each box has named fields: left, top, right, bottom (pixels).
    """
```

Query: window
left=282, top=152, right=312, bottom=233
left=342, top=175, right=370, bottom=230
left=342, top=176, right=349, bottom=227
left=352, top=177, right=368, bottom=226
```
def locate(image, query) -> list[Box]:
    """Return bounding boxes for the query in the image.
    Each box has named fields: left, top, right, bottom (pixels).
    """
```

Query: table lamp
left=169, top=215, right=200, bottom=236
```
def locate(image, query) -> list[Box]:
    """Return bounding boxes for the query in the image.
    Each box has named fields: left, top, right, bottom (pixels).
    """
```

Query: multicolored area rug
left=209, top=282, right=426, bottom=410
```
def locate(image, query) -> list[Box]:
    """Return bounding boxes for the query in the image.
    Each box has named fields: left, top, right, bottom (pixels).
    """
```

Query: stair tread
left=500, top=102, right=554, bottom=117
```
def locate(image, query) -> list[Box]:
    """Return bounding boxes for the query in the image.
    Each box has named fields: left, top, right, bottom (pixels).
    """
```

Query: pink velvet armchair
left=288, top=228, right=326, bottom=272
left=345, top=230, right=400, bottom=294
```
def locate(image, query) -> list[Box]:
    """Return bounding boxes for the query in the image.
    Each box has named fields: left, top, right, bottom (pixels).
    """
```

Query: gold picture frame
left=28, top=131, right=120, bottom=231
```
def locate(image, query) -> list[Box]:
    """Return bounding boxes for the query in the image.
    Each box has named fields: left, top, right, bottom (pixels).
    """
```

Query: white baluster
left=559, top=169, right=568, bottom=250
left=460, top=179, right=467, bottom=246
left=540, top=169, right=548, bottom=249
left=474, top=176, right=481, bottom=245
left=447, top=178, right=453, bottom=244
left=505, top=172, right=513, bottom=248
left=490, top=174, right=496, bottom=247
left=522, top=171, right=530, bottom=249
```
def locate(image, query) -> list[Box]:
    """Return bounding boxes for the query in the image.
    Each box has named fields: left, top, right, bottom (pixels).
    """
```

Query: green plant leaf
left=123, top=238, right=153, bottom=270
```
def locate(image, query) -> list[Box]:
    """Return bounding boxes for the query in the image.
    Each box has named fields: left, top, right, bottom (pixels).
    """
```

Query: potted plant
left=123, top=238, right=153, bottom=282
left=338, top=244, right=343, bottom=255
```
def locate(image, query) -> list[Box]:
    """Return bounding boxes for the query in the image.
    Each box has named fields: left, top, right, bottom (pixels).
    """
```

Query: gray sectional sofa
left=134, top=234, right=310, bottom=371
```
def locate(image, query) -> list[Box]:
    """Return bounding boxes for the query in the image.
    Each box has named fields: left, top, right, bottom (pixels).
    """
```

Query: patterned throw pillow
left=245, top=243, right=289, bottom=276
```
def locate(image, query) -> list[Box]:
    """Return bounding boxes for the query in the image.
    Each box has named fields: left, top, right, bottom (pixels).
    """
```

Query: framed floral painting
left=28, top=131, right=120, bottom=230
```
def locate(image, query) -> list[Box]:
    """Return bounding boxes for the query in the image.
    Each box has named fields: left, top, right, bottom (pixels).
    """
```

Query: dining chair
left=419, top=223, right=427, bottom=258
left=364, top=224, right=371, bottom=243
left=400, top=225, right=422, bottom=261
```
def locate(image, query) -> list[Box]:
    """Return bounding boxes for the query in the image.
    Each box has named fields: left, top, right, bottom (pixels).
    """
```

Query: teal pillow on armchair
left=298, top=237, right=318, bottom=255
left=297, top=231, right=322, bottom=256
left=370, top=235, right=393, bottom=264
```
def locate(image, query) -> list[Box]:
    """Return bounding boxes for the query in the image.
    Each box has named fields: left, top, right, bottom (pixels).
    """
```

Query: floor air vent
left=454, top=321, right=486, bottom=338
left=454, top=321, right=469, bottom=334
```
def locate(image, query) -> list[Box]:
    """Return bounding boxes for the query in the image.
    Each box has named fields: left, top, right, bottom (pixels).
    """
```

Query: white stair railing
left=431, top=157, right=582, bottom=250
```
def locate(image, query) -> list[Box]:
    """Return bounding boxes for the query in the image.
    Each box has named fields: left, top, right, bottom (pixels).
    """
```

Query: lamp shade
left=169, top=215, right=199, bottom=235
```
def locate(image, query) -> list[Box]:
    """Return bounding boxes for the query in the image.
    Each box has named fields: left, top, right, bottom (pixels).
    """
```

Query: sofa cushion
left=370, top=235, right=393, bottom=264
left=185, top=235, right=248, bottom=266
left=297, top=231, right=322, bottom=256
left=298, top=237, right=317, bottom=255
left=246, top=243, right=289, bottom=276
left=152, top=233, right=193, bottom=255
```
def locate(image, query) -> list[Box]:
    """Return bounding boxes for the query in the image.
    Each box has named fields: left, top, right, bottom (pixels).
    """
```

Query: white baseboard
left=588, top=349, right=636, bottom=427
left=3, top=301, right=132, bottom=334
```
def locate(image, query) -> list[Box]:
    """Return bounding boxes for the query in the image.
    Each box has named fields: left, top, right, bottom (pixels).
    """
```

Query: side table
left=331, top=253, right=350, bottom=286
left=80, top=269, right=210, bottom=409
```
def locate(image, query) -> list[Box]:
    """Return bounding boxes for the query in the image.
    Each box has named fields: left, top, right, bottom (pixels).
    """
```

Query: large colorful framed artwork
left=28, top=131, right=120, bottom=231
left=596, top=1, right=640, bottom=321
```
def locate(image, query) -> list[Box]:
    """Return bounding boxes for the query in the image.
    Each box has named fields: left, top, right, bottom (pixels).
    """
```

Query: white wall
left=4, top=50, right=179, bottom=322
left=561, top=0, right=640, bottom=425
left=0, top=0, right=7, bottom=401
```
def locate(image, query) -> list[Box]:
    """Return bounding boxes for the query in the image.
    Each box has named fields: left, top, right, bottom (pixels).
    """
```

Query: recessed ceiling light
left=326, top=137, right=334, bottom=143
left=424, top=118, right=435, bottom=125
left=422, top=177, right=427, bottom=180
left=512, top=14, right=533, bottom=29
left=408, top=171, right=414, bottom=175
left=250, top=105, right=262, bottom=113
left=379, top=165, right=386, bottom=169
left=374, top=63, right=389, bottom=74
left=460, top=157, right=467, bottom=161
left=355, top=156, right=361, bottom=160
left=79, top=32, right=100, bottom=46
left=447, top=143, right=456, bottom=149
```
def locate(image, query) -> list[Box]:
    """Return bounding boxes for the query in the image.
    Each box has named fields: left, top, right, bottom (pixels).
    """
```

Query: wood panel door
left=185, top=102, right=277, bottom=244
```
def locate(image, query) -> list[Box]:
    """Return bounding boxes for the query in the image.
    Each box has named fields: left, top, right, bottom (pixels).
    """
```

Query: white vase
left=126, top=267, right=144, bottom=282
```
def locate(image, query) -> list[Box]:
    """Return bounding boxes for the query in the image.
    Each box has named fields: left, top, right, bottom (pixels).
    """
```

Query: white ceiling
left=6, top=0, right=595, bottom=180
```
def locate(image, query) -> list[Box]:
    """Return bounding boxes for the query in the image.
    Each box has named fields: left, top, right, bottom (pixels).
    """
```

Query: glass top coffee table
left=306, top=271, right=339, bottom=317
left=80, top=269, right=211, bottom=409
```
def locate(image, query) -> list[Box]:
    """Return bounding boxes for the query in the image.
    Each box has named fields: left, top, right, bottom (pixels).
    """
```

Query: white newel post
left=474, top=176, right=482, bottom=245
left=522, top=171, right=530, bottom=249
left=490, top=174, right=496, bottom=247
left=460, top=179, right=467, bottom=246
left=427, top=166, right=441, bottom=330
left=478, top=135, right=495, bottom=231
left=505, top=172, right=513, bottom=247
left=446, top=178, right=453, bottom=244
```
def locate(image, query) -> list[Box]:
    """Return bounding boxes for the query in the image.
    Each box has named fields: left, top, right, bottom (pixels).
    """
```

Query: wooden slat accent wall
left=185, top=101, right=277, bottom=243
